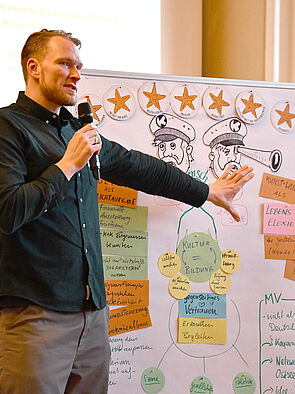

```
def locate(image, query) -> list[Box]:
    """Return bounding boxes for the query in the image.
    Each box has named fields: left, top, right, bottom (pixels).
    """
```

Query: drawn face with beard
left=155, top=137, right=193, bottom=174
left=209, top=143, right=241, bottom=178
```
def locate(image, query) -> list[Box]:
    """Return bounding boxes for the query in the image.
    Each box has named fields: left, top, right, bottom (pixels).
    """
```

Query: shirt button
left=78, top=173, right=81, bottom=177
left=83, top=223, right=86, bottom=228
left=45, top=120, right=50, bottom=124
left=80, top=198, right=83, bottom=203
left=52, top=114, right=57, bottom=119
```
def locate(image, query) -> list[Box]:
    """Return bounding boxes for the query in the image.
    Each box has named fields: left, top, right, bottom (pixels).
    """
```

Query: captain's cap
left=203, top=117, right=247, bottom=148
left=149, top=113, right=196, bottom=144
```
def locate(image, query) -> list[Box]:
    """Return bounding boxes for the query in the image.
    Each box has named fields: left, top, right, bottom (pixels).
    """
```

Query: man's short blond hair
left=21, top=29, right=81, bottom=82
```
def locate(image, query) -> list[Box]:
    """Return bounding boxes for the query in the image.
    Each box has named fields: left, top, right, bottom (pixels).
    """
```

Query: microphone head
left=78, top=102, right=93, bottom=125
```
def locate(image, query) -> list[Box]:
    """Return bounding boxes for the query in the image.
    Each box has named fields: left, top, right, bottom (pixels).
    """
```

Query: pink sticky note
left=263, top=202, right=295, bottom=235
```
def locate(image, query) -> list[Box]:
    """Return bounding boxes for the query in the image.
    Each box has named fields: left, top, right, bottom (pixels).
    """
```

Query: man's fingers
left=220, top=164, right=233, bottom=180
left=233, top=167, right=254, bottom=184
left=92, top=134, right=101, bottom=145
left=75, top=126, right=100, bottom=146
left=76, top=123, right=99, bottom=139
left=229, top=207, right=240, bottom=222
left=76, top=123, right=93, bottom=133
left=227, top=164, right=248, bottom=178
left=221, top=164, right=249, bottom=181
left=228, top=165, right=253, bottom=182
left=236, top=171, right=255, bottom=187
left=208, top=163, right=254, bottom=223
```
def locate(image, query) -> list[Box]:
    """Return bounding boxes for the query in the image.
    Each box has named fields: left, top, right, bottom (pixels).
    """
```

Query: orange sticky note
left=259, top=173, right=295, bottom=204
left=264, top=235, right=295, bottom=259
left=105, top=280, right=149, bottom=306
left=97, top=179, right=137, bottom=208
left=108, top=305, right=152, bottom=337
left=284, top=260, right=295, bottom=281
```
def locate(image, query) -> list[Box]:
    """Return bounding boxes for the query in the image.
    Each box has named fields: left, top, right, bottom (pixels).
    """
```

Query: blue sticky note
left=178, top=293, right=226, bottom=318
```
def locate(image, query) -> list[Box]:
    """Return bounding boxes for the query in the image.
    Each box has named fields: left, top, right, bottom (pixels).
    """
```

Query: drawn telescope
left=236, top=146, right=282, bottom=172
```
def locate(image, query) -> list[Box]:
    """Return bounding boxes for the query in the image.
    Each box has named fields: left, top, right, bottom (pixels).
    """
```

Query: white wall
left=0, top=0, right=161, bottom=107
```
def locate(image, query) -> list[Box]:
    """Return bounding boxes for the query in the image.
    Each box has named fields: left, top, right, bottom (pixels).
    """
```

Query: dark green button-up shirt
left=0, top=92, right=209, bottom=312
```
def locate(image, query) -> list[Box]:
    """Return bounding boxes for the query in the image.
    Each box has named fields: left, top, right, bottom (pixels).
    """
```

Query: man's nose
left=165, top=146, right=175, bottom=156
left=228, top=150, right=237, bottom=160
left=70, top=67, right=81, bottom=81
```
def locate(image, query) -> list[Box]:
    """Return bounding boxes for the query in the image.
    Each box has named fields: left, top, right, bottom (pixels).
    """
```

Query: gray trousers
left=0, top=304, right=111, bottom=394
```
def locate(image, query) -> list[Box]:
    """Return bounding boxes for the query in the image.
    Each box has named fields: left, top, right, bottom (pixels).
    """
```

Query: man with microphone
left=0, top=29, right=253, bottom=393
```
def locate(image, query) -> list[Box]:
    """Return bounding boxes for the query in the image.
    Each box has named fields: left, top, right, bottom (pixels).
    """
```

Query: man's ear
left=186, top=145, right=193, bottom=155
left=27, top=58, right=41, bottom=81
left=186, top=144, right=194, bottom=161
left=209, top=151, right=215, bottom=161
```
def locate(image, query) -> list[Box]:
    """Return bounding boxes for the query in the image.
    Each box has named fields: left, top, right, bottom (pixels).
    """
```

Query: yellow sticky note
left=209, top=269, right=231, bottom=294
left=220, top=249, right=240, bottom=274
left=158, top=252, right=181, bottom=277
left=168, top=274, right=191, bottom=299
left=178, top=318, right=226, bottom=344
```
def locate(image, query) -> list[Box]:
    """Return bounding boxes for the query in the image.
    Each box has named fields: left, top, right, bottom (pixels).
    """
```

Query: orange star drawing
left=241, top=93, right=262, bottom=118
left=107, top=88, right=130, bottom=114
left=209, top=90, right=230, bottom=115
left=276, top=103, right=295, bottom=128
left=174, top=87, right=197, bottom=111
left=86, top=96, right=102, bottom=122
left=143, top=84, right=166, bottom=110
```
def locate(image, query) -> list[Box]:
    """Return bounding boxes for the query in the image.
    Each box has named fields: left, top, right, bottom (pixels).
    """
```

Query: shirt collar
left=16, top=91, right=74, bottom=127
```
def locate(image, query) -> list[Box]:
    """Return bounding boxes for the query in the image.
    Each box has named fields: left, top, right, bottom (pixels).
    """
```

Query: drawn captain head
left=203, top=117, right=247, bottom=178
left=149, top=113, right=196, bottom=174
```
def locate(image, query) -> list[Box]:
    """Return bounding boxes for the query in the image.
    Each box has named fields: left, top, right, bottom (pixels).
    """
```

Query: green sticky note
left=190, top=376, right=213, bottom=393
left=177, top=232, right=221, bottom=283
left=233, top=372, right=256, bottom=393
left=141, top=367, right=165, bottom=394
left=99, top=204, right=148, bottom=231
left=103, top=256, right=148, bottom=280
left=101, top=229, right=148, bottom=257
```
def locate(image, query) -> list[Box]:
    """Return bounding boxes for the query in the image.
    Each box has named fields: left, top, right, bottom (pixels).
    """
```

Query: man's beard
left=161, top=155, right=181, bottom=167
left=160, top=156, right=189, bottom=173
left=40, top=81, right=77, bottom=107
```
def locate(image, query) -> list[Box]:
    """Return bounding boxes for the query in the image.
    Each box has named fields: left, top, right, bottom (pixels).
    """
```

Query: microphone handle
left=90, top=154, right=100, bottom=180
left=79, top=117, right=100, bottom=180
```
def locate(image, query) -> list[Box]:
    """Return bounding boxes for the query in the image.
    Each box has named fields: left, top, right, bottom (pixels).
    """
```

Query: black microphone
left=78, top=102, right=100, bottom=180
